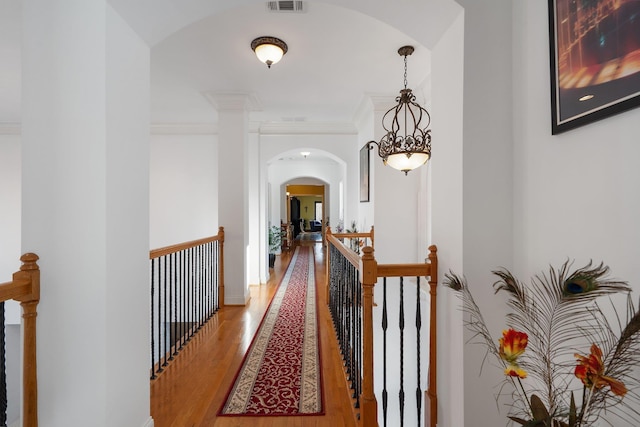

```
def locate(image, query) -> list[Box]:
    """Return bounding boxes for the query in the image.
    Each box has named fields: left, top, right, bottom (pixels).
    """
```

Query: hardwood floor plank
left=151, top=241, right=358, bottom=427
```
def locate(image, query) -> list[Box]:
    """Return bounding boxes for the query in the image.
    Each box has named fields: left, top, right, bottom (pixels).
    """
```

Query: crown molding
left=151, top=123, right=218, bottom=135
left=6, top=121, right=357, bottom=136
left=258, top=121, right=357, bottom=135
left=0, top=123, right=21, bottom=135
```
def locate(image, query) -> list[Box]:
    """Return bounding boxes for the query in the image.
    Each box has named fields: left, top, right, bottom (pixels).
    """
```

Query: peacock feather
left=446, top=261, right=640, bottom=426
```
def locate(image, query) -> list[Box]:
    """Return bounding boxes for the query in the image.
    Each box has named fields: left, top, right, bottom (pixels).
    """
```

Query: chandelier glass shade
left=367, top=46, right=432, bottom=175
left=251, top=36, right=288, bottom=68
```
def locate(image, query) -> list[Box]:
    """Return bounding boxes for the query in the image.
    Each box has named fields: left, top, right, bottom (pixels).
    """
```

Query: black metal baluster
left=213, top=241, right=218, bottom=311
left=416, top=277, right=422, bottom=426
left=162, top=256, right=168, bottom=367
left=206, top=242, right=212, bottom=319
left=150, top=259, right=157, bottom=379
left=157, top=257, right=164, bottom=373
left=1, top=302, right=7, bottom=427
left=181, top=249, right=186, bottom=348
left=353, top=267, right=362, bottom=412
left=399, top=276, right=405, bottom=427
left=197, top=245, right=201, bottom=330
left=187, top=247, right=193, bottom=342
left=382, top=278, right=388, bottom=426
left=168, top=253, right=174, bottom=361
left=200, top=244, right=204, bottom=326
left=349, top=262, right=355, bottom=399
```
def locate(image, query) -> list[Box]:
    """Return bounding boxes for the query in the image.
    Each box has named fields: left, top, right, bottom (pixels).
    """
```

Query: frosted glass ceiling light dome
left=366, top=46, right=432, bottom=175
left=251, top=36, right=288, bottom=69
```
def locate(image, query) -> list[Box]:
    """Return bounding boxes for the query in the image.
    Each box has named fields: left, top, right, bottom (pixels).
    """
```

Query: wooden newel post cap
left=359, top=246, right=376, bottom=285
left=20, top=253, right=40, bottom=271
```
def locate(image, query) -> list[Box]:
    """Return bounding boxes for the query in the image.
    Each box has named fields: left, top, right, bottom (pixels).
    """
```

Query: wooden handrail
left=1, top=253, right=40, bottom=427
left=150, top=229, right=224, bottom=259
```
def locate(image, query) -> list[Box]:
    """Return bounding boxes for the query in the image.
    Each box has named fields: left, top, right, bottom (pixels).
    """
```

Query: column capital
left=204, top=91, right=261, bottom=111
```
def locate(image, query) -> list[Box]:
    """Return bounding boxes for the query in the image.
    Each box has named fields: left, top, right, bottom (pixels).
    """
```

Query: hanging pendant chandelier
left=367, top=46, right=432, bottom=175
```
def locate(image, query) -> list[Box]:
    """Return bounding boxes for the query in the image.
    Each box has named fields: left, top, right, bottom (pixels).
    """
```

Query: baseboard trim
left=142, top=416, right=154, bottom=427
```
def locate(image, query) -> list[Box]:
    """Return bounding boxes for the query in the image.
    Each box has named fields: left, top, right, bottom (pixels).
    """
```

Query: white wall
left=512, top=4, right=640, bottom=424
left=149, top=133, right=218, bottom=249
left=451, top=1, right=515, bottom=426
left=430, top=10, right=465, bottom=427
left=0, top=134, right=22, bottom=324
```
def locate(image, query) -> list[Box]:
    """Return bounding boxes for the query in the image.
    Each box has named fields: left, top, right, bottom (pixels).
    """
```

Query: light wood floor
left=150, top=240, right=358, bottom=427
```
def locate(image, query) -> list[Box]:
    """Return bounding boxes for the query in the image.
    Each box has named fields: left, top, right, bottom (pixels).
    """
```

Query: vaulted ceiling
left=0, top=0, right=458, bottom=128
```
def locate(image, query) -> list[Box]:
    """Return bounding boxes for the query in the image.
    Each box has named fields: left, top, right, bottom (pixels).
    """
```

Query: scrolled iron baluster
left=399, top=276, right=405, bottom=427
left=1, top=302, right=7, bottom=426
left=382, top=277, right=388, bottom=426
left=416, top=276, right=422, bottom=426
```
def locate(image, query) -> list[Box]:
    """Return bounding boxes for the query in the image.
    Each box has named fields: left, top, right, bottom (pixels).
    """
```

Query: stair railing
left=0, top=253, right=40, bottom=427
left=149, top=227, right=224, bottom=379
left=326, top=228, right=438, bottom=427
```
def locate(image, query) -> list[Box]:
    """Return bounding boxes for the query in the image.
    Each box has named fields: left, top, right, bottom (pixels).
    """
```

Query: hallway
left=150, top=240, right=358, bottom=426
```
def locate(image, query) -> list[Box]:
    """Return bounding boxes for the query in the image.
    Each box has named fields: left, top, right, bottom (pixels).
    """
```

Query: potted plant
left=268, top=225, right=283, bottom=268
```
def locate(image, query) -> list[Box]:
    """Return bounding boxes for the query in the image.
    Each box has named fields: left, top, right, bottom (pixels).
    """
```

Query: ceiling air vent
left=266, top=1, right=306, bottom=13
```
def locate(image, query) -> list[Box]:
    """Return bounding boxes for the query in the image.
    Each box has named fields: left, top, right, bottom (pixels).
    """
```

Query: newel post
left=359, top=246, right=378, bottom=426
left=426, top=245, right=438, bottom=427
left=218, top=226, right=225, bottom=308
left=13, top=253, right=40, bottom=427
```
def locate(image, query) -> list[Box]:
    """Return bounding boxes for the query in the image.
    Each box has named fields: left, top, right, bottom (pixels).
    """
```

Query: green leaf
left=568, top=392, right=577, bottom=427
left=531, top=394, right=550, bottom=421
left=508, top=416, right=528, bottom=426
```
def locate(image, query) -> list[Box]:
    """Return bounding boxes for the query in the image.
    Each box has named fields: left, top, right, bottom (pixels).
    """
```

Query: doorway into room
left=286, top=184, right=325, bottom=242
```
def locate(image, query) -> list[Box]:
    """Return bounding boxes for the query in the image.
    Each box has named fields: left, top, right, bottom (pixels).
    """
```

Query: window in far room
left=315, top=201, right=322, bottom=220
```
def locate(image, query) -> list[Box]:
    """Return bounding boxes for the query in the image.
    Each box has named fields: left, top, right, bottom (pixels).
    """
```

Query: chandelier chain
left=403, top=55, right=408, bottom=90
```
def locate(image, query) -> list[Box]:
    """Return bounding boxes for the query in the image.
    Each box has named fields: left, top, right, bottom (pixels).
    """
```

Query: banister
left=0, top=279, right=32, bottom=302
left=326, top=234, right=438, bottom=427
left=149, top=228, right=225, bottom=379
left=1, top=253, right=40, bottom=427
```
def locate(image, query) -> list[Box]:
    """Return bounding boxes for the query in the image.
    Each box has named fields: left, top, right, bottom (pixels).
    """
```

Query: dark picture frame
left=548, top=0, right=640, bottom=134
left=359, top=144, right=370, bottom=203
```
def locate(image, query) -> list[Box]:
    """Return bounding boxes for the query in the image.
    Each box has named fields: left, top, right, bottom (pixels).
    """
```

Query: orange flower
left=504, top=365, right=528, bottom=379
left=575, top=343, right=627, bottom=397
left=499, top=329, right=528, bottom=379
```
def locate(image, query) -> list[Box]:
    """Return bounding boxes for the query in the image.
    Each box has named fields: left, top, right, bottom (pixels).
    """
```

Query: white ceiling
left=149, top=2, right=431, bottom=124
left=0, top=0, right=434, bottom=127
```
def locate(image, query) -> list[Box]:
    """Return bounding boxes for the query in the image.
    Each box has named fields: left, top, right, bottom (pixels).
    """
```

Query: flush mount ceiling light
left=251, top=36, right=288, bottom=68
left=367, top=46, right=432, bottom=175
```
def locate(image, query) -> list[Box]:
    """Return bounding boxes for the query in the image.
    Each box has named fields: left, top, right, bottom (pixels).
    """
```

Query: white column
left=211, top=94, right=252, bottom=305
left=247, top=128, right=262, bottom=285
left=21, top=2, right=151, bottom=426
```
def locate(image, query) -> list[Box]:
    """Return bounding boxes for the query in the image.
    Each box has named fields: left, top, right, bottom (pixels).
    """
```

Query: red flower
left=575, top=343, right=627, bottom=397
left=499, top=329, right=528, bottom=379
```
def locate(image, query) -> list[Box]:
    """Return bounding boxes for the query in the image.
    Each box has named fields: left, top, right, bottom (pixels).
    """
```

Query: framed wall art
left=359, top=144, right=370, bottom=203
left=548, top=0, right=640, bottom=134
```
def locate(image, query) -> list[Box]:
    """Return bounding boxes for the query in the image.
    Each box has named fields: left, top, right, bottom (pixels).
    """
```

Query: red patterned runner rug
left=218, top=245, right=324, bottom=416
